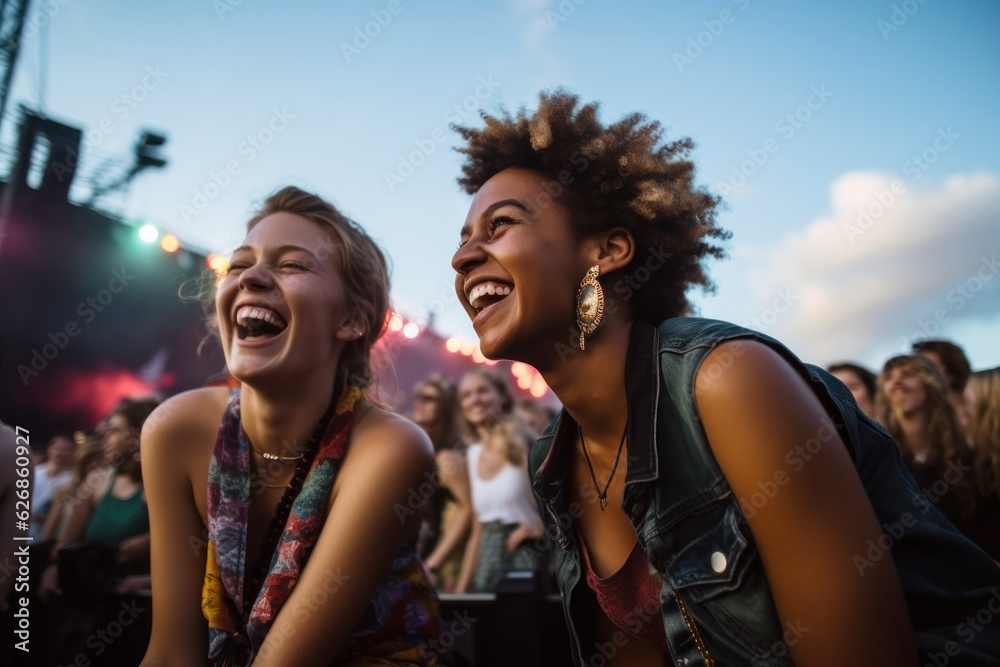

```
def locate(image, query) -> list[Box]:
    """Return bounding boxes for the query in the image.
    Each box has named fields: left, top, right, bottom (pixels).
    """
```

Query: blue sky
left=8, top=0, right=999, bottom=372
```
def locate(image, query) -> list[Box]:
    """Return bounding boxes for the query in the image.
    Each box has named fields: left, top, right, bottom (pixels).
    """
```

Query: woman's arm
left=455, top=519, right=483, bottom=594
left=140, top=393, right=212, bottom=667
left=37, top=468, right=107, bottom=601
left=39, top=479, right=71, bottom=541
left=54, top=468, right=106, bottom=548
left=696, top=340, right=918, bottom=667
left=252, top=413, right=436, bottom=665
left=424, top=449, right=473, bottom=571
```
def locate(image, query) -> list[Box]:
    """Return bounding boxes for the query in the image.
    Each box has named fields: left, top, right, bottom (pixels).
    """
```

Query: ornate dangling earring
left=575, top=265, right=605, bottom=351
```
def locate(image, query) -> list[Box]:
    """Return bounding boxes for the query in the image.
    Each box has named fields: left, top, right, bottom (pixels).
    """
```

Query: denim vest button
left=631, top=502, right=644, bottom=517
left=711, top=551, right=727, bottom=573
left=676, top=658, right=689, bottom=665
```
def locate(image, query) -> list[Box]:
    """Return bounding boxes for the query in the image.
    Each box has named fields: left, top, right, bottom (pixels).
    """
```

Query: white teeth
left=236, top=305, right=287, bottom=331
left=467, top=282, right=513, bottom=307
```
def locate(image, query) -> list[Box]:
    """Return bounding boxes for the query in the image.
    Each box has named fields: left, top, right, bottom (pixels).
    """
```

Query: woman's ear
left=593, top=227, right=635, bottom=273
left=335, top=316, right=364, bottom=343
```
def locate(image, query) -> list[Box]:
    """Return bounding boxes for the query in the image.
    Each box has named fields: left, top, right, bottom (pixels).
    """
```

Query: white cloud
left=745, top=171, right=1000, bottom=365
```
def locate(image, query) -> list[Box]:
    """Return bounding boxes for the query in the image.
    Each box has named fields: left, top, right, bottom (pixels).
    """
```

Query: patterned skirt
left=473, top=521, right=548, bottom=593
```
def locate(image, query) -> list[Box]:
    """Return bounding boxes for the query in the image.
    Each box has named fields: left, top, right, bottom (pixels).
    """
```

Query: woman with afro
left=450, top=90, right=1000, bottom=666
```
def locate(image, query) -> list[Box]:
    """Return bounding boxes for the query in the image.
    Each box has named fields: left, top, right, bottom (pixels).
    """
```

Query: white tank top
left=467, top=443, right=540, bottom=526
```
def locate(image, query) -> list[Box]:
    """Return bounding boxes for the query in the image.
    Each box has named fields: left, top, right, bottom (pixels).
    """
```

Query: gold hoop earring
left=575, top=265, right=604, bottom=351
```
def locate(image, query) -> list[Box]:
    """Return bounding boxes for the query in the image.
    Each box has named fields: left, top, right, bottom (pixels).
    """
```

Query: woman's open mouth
left=466, top=280, right=514, bottom=326
left=234, top=305, right=288, bottom=342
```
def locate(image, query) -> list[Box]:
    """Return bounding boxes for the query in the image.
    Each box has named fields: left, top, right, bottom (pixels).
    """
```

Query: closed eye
left=488, top=216, right=516, bottom=235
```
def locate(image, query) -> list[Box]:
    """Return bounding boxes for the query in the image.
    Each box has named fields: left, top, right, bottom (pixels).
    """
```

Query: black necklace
left=577, top=422, right=627, bottom=511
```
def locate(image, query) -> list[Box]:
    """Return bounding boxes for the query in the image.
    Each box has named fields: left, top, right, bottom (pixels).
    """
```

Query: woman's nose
left=237, top=261, right=274, bottom=291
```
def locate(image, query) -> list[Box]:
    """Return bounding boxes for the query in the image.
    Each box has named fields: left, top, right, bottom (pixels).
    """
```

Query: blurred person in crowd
left=29, top=434, right=75, bottom=538
left=411, top=376, right=474, bottom=593
left=140, top=187, right=444, bottom=667
left=966, top=366, right=1000, bottom=559
left=877, top=355, right=998, bottom=558
left=34, top=397, right=158, bottom=667
left=40, top=433, right=106, bottom=541
left=912, top=339, right=974, bottom=436
left=515, top=398, right=558, bottom=437
left=450, top=89, right=1000, bottom=664
left=827, top=362, right=878, bottom=418
left=456, top=369, right=545, bottom=593
left=39, top=397, right=160, bottom=600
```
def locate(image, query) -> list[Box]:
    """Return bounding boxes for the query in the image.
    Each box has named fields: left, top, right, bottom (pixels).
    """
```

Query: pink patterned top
left=577, top=533, right=670, bottom=654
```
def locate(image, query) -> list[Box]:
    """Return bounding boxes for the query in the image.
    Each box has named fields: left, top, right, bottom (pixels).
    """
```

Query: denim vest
left=530, top=317, right=1000, bottom=666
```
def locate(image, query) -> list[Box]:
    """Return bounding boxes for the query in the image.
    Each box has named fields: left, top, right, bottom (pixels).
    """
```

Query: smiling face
left=459, top=372, right=506, bottom=432
left=452, top=167, right=586, bottom=363
left=216, top=212, right=356, bottom=387
left=882, top=362, right=929, bottom=419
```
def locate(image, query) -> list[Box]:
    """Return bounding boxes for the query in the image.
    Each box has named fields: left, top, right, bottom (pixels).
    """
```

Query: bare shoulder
left=695, top=339, right=799, bottom=406
left=142, top=387, right=231, bottom=455
left=351, top=404, right=433, bottom=459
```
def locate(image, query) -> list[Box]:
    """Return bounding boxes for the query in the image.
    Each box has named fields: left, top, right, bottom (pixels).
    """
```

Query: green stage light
left=139, top=224, right=159, bottom=243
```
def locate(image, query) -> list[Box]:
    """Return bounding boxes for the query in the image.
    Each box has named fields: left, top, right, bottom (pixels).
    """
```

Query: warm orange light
left=402, top=322, right=419, bottom=339
left=387, top=313, right=404, bottom=332
left=445, top=338, right=461, bottom=353
left=207, top=254, right=228, bottom=272
left=530, top=375, right=548, bottom=397
left=517, top=374, right=532, bottom=390
left=511, top=362, right=529, bottom=377
left=484, top=358, right=498, bottom=366
left=460, top=341, right=476, bottom=356
left=472, top=348, right=486, bottom=364
left=160, top=234, right=180, bottom=253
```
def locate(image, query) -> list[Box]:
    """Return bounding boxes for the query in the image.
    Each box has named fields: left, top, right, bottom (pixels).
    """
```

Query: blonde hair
left=481, top=416, right=528, bottom=468
left=968, top=367, right=1000, bottom=496
left=876, top=355, right=979, bottom=516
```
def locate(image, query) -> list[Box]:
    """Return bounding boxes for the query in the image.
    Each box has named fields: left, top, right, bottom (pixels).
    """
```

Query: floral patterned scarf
left=201, top=387, right=445, bottom=666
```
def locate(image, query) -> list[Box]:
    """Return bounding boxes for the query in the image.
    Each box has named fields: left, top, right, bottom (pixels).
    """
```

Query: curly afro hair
left=454, top=89, right=729, bottom=322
